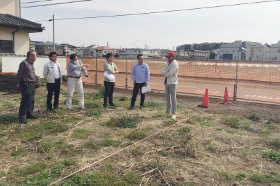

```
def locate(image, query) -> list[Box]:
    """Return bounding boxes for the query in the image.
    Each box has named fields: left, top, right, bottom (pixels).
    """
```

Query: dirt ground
left=0, top=83, right=280, bottom=186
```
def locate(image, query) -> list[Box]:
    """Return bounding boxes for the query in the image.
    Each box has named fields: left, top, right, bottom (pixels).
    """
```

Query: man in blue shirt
left=128, top=54, right=150, bottom=110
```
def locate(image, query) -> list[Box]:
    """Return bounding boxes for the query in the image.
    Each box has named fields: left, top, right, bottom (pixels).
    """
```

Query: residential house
left=119, top=48, right=161, bottom=58
left=269, top=41, right=280, bottom=61
left=174, top=50, right=189, bottom=59
left=0, top=0, right=43, bottom=55
left=216, top=40, right=246, bottom=60
left=92, top=46, right=117, bottom=57
left=61, top=43, right=76, bottom=56
left=35, top=41, right=63, bottom=56
left=245, top=42, right=270, bottom=61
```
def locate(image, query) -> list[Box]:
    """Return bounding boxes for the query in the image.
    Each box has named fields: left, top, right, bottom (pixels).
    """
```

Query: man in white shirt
left=43, top=52, right=62, bottom=111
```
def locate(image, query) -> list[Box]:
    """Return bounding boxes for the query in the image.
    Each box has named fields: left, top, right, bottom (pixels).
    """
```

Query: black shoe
left=128, top=106, right=134, bottom=110
left=110, top=104, right=117, bottom=107
left=47, top=108, right=52, bottom=111
left=26, top=115, right=38, bottom=119
left=19, top=119, right=27, bottom=124
left=103, top=105, right=107, bottom=109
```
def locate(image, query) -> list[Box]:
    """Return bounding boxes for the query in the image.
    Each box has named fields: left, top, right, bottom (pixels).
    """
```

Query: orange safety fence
left=69, top=58, right=280, bottom=104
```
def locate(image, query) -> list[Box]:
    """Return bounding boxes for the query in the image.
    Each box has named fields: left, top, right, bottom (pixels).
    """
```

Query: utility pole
left=49, top=15, right=55, bottom=51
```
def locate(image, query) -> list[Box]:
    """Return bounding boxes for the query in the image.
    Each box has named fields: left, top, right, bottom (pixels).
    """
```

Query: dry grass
left=0, top=83, right=280, bottom=185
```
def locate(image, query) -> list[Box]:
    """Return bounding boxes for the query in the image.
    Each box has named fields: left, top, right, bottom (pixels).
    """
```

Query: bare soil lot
left=0, top=83, right=280, bottom=186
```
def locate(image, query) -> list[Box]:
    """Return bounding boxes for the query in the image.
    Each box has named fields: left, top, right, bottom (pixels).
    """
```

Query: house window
left=0, top=40, right=13, bottom=53
left=278, top=49, right=280, bottom=53
left=47, top=46, right=51, bottom=50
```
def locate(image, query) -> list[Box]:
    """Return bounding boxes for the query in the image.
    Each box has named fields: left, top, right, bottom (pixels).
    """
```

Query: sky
left=20, top=0, right=280, bottom=50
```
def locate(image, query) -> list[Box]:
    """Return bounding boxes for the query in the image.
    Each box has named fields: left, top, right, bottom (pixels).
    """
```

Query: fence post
left=233, top=61, right=239, bottom=101
left=95, top=54, right=98, bottom=85
left=125, top=55, right=128, bottom=89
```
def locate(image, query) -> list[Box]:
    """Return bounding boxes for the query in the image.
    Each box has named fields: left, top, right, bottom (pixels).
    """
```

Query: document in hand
left=142, top=84, right=151, bottom=93
left=104, top=71, right=115, bottom=81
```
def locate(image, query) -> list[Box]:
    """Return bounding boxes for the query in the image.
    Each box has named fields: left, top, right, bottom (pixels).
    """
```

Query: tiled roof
left=0, top=13, right=43, bottom=32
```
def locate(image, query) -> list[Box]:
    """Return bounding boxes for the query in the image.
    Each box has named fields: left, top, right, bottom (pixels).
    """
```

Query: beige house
left=0, top=0, right=43, bottom=55
left=35, top=41, right=64, bottom=56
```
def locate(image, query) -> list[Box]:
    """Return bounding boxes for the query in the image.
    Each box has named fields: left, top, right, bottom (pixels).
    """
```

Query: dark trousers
left=19, top=82, right=35, bottom=119
left=130, top=83, right=146, bottom=107
left=47, top=78, right=61, bottom=110
left=103, top=81, right=115, bottom=106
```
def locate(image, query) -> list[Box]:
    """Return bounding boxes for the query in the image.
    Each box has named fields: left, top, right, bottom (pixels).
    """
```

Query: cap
left=165, top=52, right=175, bottom=57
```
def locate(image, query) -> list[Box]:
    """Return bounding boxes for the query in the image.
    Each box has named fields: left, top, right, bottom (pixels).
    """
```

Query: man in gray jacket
left=43, top=52, right=62, bottom=111
left=161, top=52, right=179, bottom=120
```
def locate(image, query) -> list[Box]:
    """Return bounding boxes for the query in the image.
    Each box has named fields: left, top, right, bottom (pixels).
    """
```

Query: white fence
left=0, top=55, right=67, bottom=78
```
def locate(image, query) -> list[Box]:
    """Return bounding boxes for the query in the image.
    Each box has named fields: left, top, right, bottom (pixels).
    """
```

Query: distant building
left=60, top=43, right=76, bottom=56
left=246, top=42, right=270, bottom=61
left=119, top=48, right=161, bottom=58
left=160, top=49, right=171, bottom=57
left=174, top=50, right=189, bottom=59
left=216, top=40, right=246, bottom=60
left=0, top=0, right=43, bottom=55
left=270, top=41, right=280, bottom=61
left=35, top=41, right=63, bottom=56
left=92, top=46, right=117, bottom=57
left=188, top=50, right=210, bottom=59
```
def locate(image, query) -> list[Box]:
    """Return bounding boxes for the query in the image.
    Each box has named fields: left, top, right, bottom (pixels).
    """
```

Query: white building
left=119, top=48, right=161, bottom=58
left=216, top=40, right=246, bottom=60
left=0, top=0, right=43, bottom=55
left=61, top=43, right=76, bottom=56
left=246, top=42, right=270, bottom=61
left=270, top=41, right=280, bottom=61
left=92, top=46, right=116, bottom=57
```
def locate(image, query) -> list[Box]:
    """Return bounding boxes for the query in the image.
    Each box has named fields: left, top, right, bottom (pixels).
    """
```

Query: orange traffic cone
left=198, top=88, right=209, bottom=108
left=223, top=87, right=230, bottom=104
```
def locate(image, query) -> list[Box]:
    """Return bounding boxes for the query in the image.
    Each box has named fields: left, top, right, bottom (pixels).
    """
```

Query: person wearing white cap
left=161, top=52, right=179, bottom=120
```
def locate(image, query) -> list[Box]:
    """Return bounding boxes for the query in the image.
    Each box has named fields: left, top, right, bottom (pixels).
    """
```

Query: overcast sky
left=21, top=0, right=280, bottom=50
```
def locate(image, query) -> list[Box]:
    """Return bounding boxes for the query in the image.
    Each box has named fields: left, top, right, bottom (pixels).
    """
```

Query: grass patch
left=225, top=129, right=237, bottom=134
left=61, top=158, right=76, bottom=166
left=248, top=113, right=260, bottom=122
left=104, top=116, right=143, bottom=128
left=85, top=102, right=101, bottom=109
left=222, top=116, right=239, bottom=128
left=93, top=86, right=105, bottom=99
left=119, top=96, right=128, bottom=101
left=0, top=114, right=18, bottom=125
left=125, top=130, right=147, bottom=141
left=268, top=138, right=280, bottom=150
left=18, top=162, right=47, bottom=176
left=243, top=122, right=254, bottom=131
left=262, top=151, right=280, bottom=164
left=131, top=148, right=142, bottom=157
left=199, top=121, right=217, bottom=127
left=236, top=172, right=246, bottom=180
left=160, top=150, right=169, bottom=157
left=15, top=121, right=68, bottom=141
left=72, top=128, right=92, bottom=139
left=99, top=139, right=121, bottom=147
left=11, top=147, right=27, bottom=157
left=218, top=171, right=233, bottom=181
left=250, top=174, right=279, bottom=183
left=145, top=102, right=164, bottom=110
left=207, top=144, right=217, bottom=153
left=85, top=110, right=101, bottom=117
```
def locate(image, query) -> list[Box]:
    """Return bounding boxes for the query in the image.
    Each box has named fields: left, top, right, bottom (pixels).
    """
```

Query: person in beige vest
left=103, top=53, right=119, bottom=109
left=161, top=52, right=179, bottom=120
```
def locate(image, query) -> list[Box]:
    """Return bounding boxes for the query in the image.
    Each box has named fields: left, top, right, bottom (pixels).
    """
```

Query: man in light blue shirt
left=128, top=54, right=150, bottom=110
left=66, top=54, right=89, bottom=109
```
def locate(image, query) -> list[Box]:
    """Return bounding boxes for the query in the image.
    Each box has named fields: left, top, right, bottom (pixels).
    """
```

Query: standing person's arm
left=165, top=63, right=178, bottom=77
left=161, top=63, right=168, bottom=75
left=131, top=65, right=136, bottom=85
left=104, top=63, right=114, bottom=74
left=43, top=63, right=48, bottom=79
left=113, top=63, right=119, bottom=73
left=17, top=62, right=25, bottom=86
left=80, top=61, right=88, bottom=77
left=144, top=64, right=150, bottom=86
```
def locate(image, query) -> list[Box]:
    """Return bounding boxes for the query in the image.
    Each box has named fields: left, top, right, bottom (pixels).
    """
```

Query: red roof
left=93, top=46, right=114, bottom=50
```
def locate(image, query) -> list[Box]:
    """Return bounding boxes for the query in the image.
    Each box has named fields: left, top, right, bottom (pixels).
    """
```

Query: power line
left=21, top=0, right=55, bottom=4
left=34, top=0, right=280, bottom=22
left=22, top=0, right=93, bottom=8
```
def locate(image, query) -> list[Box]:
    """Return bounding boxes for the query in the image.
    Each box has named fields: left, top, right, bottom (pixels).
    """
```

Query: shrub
left=125, top=130, right=147, bottom=141
left=249, top=113, right=260, bottom=122
left=222, top=116, right=239, bottom=128
left=262, top=151, right=280, bottom=164
left=104, top=116, right=142, bottom=128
